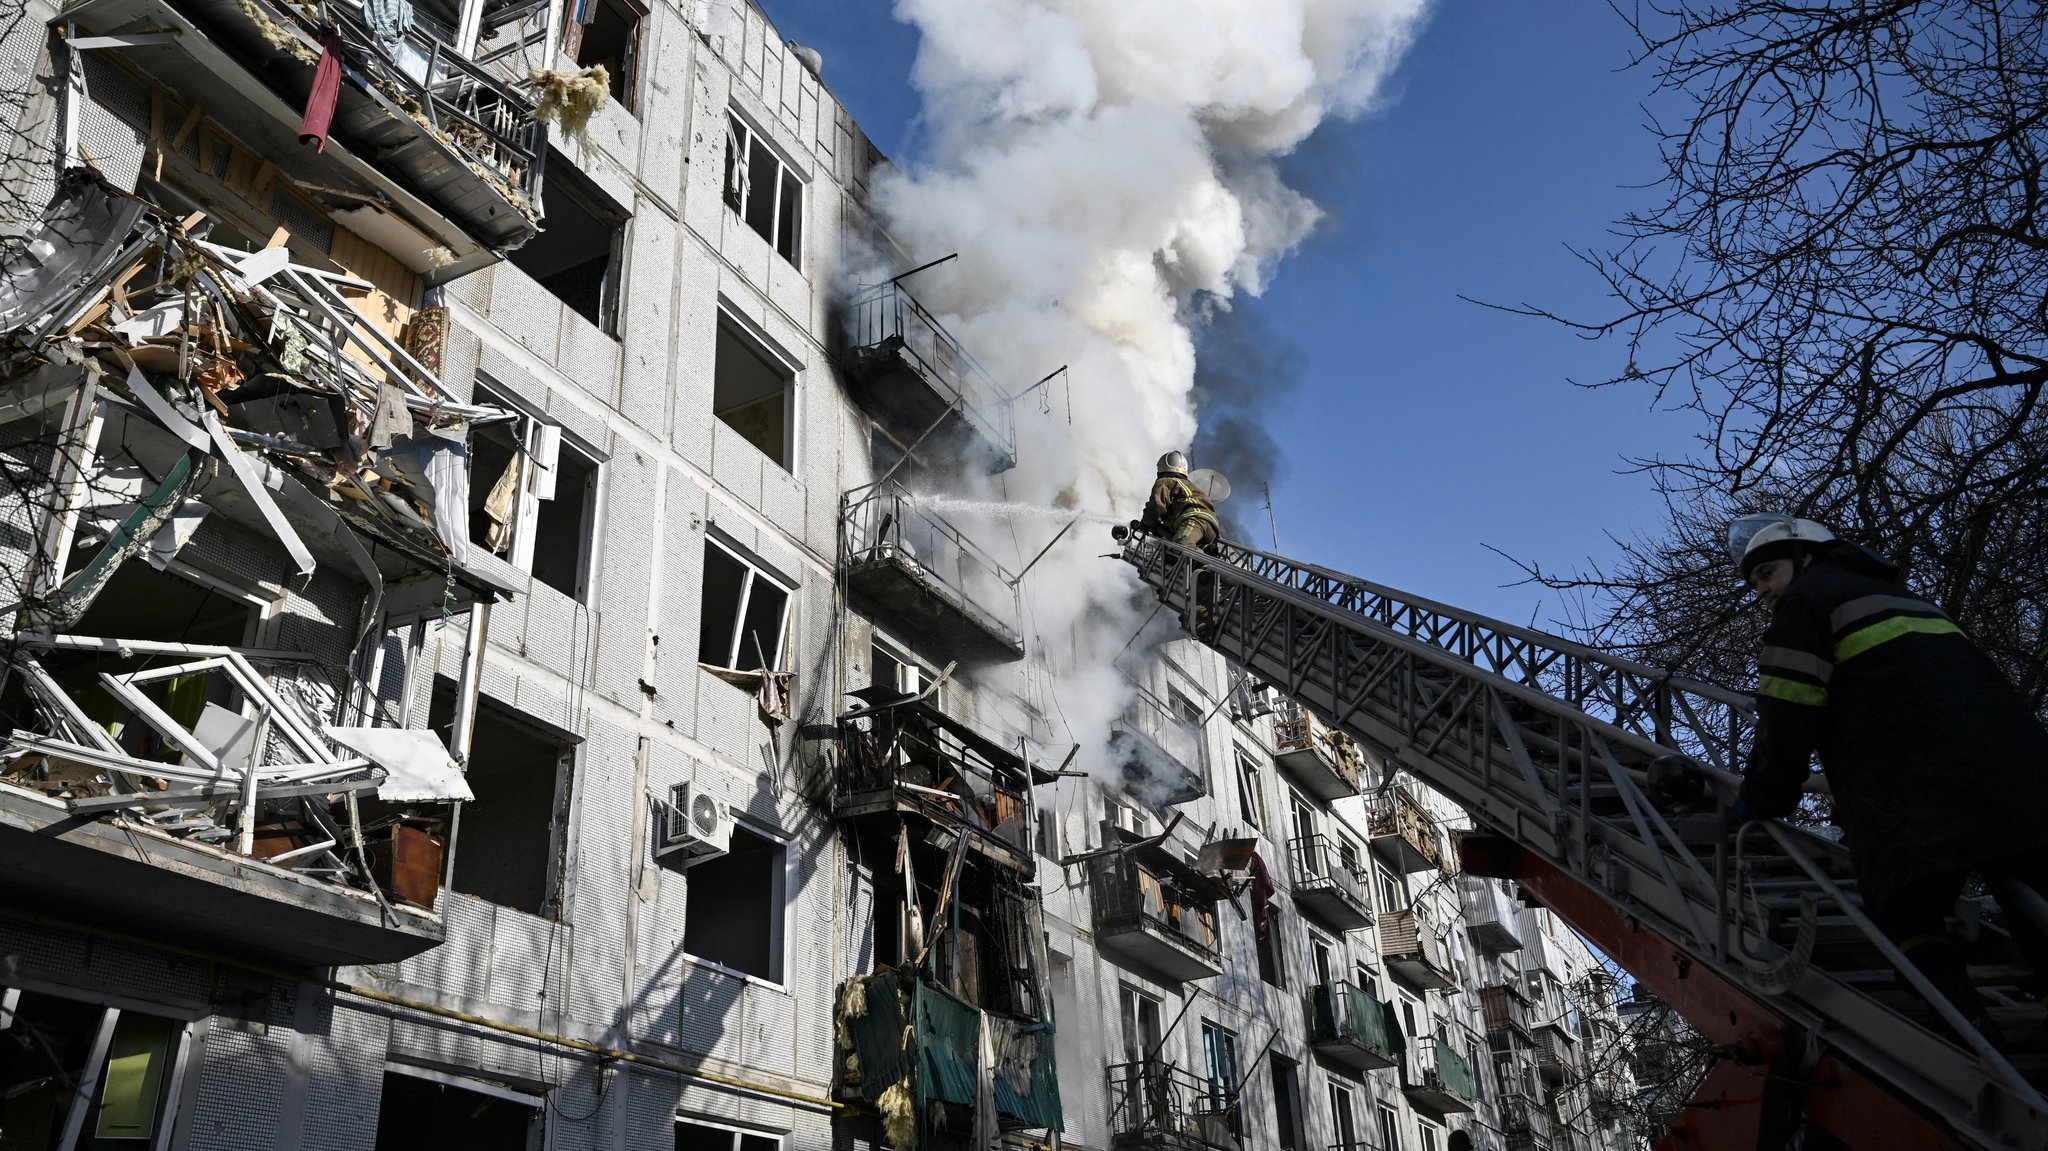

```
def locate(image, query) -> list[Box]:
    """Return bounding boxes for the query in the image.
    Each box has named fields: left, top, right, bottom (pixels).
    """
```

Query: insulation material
left=528, top=66, right=610, bottom=141
left=323, top=726, right=474, bottom=802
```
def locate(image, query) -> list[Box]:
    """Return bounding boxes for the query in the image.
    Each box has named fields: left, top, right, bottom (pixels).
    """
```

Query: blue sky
left=763, top=0, right=1702, bottom=631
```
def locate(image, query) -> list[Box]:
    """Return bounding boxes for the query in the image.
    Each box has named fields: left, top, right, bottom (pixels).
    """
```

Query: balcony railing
left=1533, top=1028, right=1573, bottom=1084
left=834, top=694, right=1041, bottom=870
left=1287, top=834, right=1372, bottom=931
left=841, top=482, right=1025, bottom=661
left=1403, top=1037, right=1479, bottom=1114
left=1089, top=846, right=1226, bottom=982
left=1460, top=873, right=1524, bottom=953
left=1108, top=684, right=1207, bottom=806
left=1481, top=983, right=1535, bottom=1040
left=1501, top=1092, right=1555, bottom=1150
left=1306, top=980, right=1399, bottom=1071
left=843, top=281, right=1017, bottom=472
left=1379, top=907, right=1456, bottom=992
left=1365, top=783, right=1443, bottom=873
left=1106, top=1061, right=1237, bottom=1151
left=1271, top=703, right=1366, bottom=801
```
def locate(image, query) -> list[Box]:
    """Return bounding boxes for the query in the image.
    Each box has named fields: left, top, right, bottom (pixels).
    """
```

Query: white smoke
left=866, top=0, right=1432, bottom=795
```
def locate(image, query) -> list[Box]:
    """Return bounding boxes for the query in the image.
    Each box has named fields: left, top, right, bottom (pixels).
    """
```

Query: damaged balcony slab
left=841, top=282, right=1016, bottom=475
left=1286, top=834, right=1373, bottom=932
left=1086, top=831, right=1228, bottom=983
left=61, top=0, right=543, bottom=274
left=841, top=483, right=1025, bottom=663
left=0, top=782, right=442, bottom=965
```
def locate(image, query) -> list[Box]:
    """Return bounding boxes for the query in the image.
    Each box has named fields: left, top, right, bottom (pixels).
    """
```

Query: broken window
left=1255, top=906, right=1287, bottom=990
left=374, top=1068, right=542, bottom=1150
left=561, top=0, right=642, bottom=110
left=508, top=149, right=627, bottom=334
left=713, top=312, right=796, bottom=469
left=1233, top=744, right=1263, bottom=830
left=721, top=111, right=803, bottom=265
left=467, top=385, right=601, bottom=600
left=674, top=1120, right=780, bottom=1151
left=682, top=823, right=786, bottom=982
left=870, top=636, right=937, bottom=703
left=432, top=681, right=574, bottom=916
left=0, top=989, right=189, bottom=1148
left=697, top=538, right=790, bottom=672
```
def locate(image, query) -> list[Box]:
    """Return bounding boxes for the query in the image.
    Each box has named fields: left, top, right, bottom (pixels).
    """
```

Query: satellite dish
left=1188, top=468, right=1232, bottom=502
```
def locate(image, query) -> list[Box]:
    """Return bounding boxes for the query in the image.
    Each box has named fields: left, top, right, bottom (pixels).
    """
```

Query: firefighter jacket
left=1740, top=558, right=2048, bottom=909
left=1143, top=474, right=1219, bottom=535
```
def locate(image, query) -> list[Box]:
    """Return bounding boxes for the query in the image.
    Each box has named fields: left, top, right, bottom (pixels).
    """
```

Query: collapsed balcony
left=1379, top=907, right=1457, bottom=992
left=1286, top=834, right=1372, bottom=932
left=1105, top=1060, right=1238, bottom=1151
left=1088, top=834, right=1229, bottom=983
left=1107, top=684, right=1207, bottom=807
left=1460, top=873, right=1525, bottom=953
left=61, top=0, right=545, bottom=272
left=842, top=281, right=1016, bottom=474
left=1305, top=979, right=1399, bottom=1072
left=836, top=967, right=1061, bottom=1137
left=841, top=482, right=1024, bottom=663
left=1501, top=1092, right=1555, bottom=1151
left=1401, top=1036, right=1479, bottom=1115
left=1365, top=780, right=1444, bottom=873
left=1271, top=702, right=1366, bottom=801
left=834, top=692, right=1047, bottom=873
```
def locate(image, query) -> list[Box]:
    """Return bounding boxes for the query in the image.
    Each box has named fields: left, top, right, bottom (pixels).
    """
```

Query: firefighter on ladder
left=1729, top=513, right=2048, bottom=1040
left=1142, top=451, right=1222, bottom=553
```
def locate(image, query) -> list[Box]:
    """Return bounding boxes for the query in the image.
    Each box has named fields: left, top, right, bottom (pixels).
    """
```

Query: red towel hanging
left=299, top=31, right=345, bottom=153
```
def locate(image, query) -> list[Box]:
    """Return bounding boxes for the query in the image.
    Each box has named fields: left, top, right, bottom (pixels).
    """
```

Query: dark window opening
left=467, top=389, right=602, bottom=602
left=721, top=112, right=802, bottom=265
left=0, top=992, right=185, bottom=1149
left=683, top=823, right=785, bottom=982
left=1270, top=1058, right=1305, bottom=1151
left=674, top=1121, right=779, bottom=1151
left=697, top=539, right=790, bottom=672
left=1328, top=1082, right=1358, bottom=1149
left=374, top=1071, right=540, bottom=1150
left=1255, top=909, right=1286, bottom=990
left=1234, top=745, right=1263, bottom=830
left=713, top=314, right=794, bottom=469
left=530, top=443, right=597, bottom=598
left=432, top=681, right=573, bottom=916
left=565, top=0, right=641, bottom=109
left=508, top=149, right=626, bottom=334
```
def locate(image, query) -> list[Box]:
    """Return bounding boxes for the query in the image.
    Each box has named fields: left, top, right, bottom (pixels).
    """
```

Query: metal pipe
left=880, top=252, right=958, bottom=287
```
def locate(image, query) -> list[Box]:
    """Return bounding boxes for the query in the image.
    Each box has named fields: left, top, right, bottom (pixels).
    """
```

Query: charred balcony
left=841, top=482, right=1025, bottom=663
left=62, top=0, right=545, bottom=272
left=1305, top=980, right=1398, bottom=1072
left=1105, top=1061, right=1238, bottom=1151
left=1107, top=684, right=1206, bottom=807
left=834, top=694, right=1045, bottom=873
left=1088, top=835, right=1228, bottom=983
left=1271, top=703, right=1366, bottom=802
left=1379, top=907, right=1456, bottom=992
left=1365, top=782, right=1443, bottom=873
left=842, top=282, right=1016, bottom=474
left=1401, top=1036, right=1479, bottom=1115
left=1460, top=874, right=1524, bottom=954
left=837, top=968, right=1060, bottom=1135
left=1286, top=834, right=1372, bottom=932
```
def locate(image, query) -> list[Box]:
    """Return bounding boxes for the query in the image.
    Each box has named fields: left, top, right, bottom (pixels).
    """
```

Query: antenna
left=1261, top=482, right=1279, bottom=551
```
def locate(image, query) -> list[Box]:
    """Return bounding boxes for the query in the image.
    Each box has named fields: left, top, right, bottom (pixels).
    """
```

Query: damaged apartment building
left=0, top=0, right=1642, bottom=1148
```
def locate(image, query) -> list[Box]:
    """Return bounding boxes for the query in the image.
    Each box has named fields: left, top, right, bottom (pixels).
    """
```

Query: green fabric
left=842, top=971, right=1062, bottom=1132
left=842, top=971, right=912, bottom=1109
left=911, top=980, right=982, bottom=1110
left=162, top=674, right=209, bottom=732
left=1435, top=1043, right=1479, bottom=1102
left=1834, top=614, right=1963, bottom=663
left=1758, top=675, right=1828, bottom=707
left=41, top=448, right=207, bottom=630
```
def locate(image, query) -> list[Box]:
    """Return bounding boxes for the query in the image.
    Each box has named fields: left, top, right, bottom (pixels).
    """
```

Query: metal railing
left=1110, top=682, right=1206, bottom=804
left=1460, top=873, right=1523, bottom=947
left=1288, top=834, right=1371, bottom=913
left=1364, top=782, right=1444, bottom=870
left=1409, top=1037, right=1480, bottom=1102
left=840, top=482, right=1024, bottom=642
left=1106, top=1061, right=1236, bottom=1150
left=1501, top=1092, right=1554, bottom=1142
left=843, top=281, right=1016, bottom=462
left=1379, top=906, right=1454, bottom=976
left=1306, top=980, right=1397, bottom=1058
left=1273, top=701, right=1368, bottom=792
left=1088, top=855, right=1221, bottom=965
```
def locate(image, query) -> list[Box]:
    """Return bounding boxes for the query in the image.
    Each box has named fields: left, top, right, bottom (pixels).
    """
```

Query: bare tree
left=1504, top=0, right=2048, bottom=712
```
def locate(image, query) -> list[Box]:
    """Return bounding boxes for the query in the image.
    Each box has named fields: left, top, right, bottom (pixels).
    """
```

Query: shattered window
left=374, top=1068, right=541, bottom=1149
left=713, top=312, right=796, bottom=469
left=697, top=538, right=790, bottom=672
left=467, top=386, right=601, bottom=601
left=1233, top=744, right=1263, bottom=830
left=564, top=0, right=642, bottom=110
left=507, top=148, right=627, bottom=334
left=675, top=1120, right=780, bottom=1151
left=721, top=111, right=803, bottom=265
left=682, top=823, right=786, bottom=982
left=432, top=680, right=575, bottom=916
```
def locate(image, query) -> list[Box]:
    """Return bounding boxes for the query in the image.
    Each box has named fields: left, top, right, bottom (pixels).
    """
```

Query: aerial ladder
left=1114, top=527, right=2048, bottom=1151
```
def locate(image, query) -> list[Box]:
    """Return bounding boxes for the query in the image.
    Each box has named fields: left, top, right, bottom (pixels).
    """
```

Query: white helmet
left=1157, top=451, right=1189, bottom=477
left=1727, top=513, right=1834, bottom=580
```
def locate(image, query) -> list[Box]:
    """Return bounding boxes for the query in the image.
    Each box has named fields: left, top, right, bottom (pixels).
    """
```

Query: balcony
left=1379, top=908, right=1456, bottom=992
left=1501, top=1093, right=1555, bottom=1151
left=1106, top=1061, right=1237, bottom=1151
left=1402, top=1037, right=1479, bottom=1115
left=1460, top=874, right=1524, bottom=953
left=1306, top=980, right=1399, bottom=1072
left=834, top=694, right=1046, bottom=873
left=1518, top=909, right=1561, bottom=975
left=1365, top=783, right=1443, bottom=873
left=838, top=969, right=1061, bottom=1133
left=1108, top=685, right=1207, bottom=807
left=1287, top=835, right=1373, bottom=931
left=1481, top=983, right=1535, bottom=1042
left=843, top=281, right=1017, bottom=474
left=1533, top=1029, right=1572, bottom=1086
left=61, top=0, right=544, bottom=271
left=1089, top=839, right=1229, bottom=982
left=841, top=482, right=1024, bottom=663
left=1271, top=703, right=1366, bottom=801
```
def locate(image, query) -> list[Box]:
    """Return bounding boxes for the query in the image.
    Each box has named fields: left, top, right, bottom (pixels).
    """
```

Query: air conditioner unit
left=1228, top=680, right=1278, bottom=721
left=654, top=781, right=733, bottom=867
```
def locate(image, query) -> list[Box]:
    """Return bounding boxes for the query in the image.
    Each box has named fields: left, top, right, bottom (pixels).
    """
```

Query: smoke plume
left=866, top=0, right=1431, bottom=792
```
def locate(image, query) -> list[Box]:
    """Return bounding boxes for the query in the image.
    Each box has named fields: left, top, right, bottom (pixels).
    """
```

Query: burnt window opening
left=561, top=0, right=641, bottom=110
left=508, top=149, right=627, bottom=334
left=683, top=822, right=785, bottom=982
left=0, top=990, right=189, bottom=1147
left=467, top=386, right=602, bottom=601
left=374, top=1069, right=542, bottom=1150
left=431, top=680, right=574, bottom=916
left=697, top=538, right=790, bottom=672
left=674, top=1121, right=780, bottom=1151
left=721, top=111, right=802, bottom=265
left=713, top=312, right=796, bottom=470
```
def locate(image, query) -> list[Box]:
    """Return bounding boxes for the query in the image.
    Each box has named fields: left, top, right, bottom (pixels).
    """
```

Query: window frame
left=698, top=536, right=793, bottom=673
left=680, top=818, right=791, bottom=987
left=469, top=383, right=604, bottom=602
left=1327, top=1081, right=1359, bottom=1148
left=673, top=1116, right=784, bottom=1151
left=1233, top=744, right=1265, bottom=830
left=721, top=109, right=804, bottom=266
left=0, top=984, right=196, bottom=1151
left=712, top=306, right=800, bottom=470
left=1199, top=1019, right=1241, bottom=1114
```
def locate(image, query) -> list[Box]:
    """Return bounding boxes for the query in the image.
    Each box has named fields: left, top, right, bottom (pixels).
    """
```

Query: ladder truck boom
left=1115, top=527, right=2048, bottom=1151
